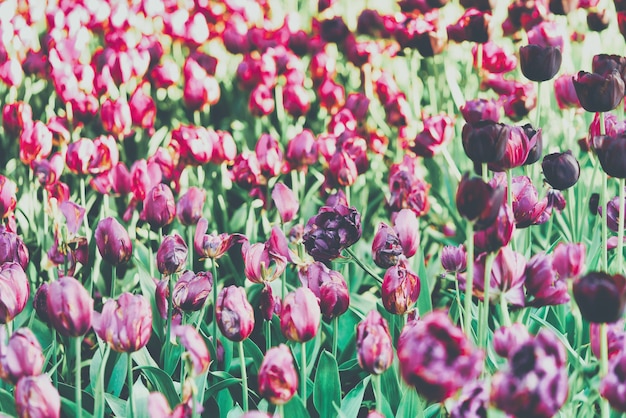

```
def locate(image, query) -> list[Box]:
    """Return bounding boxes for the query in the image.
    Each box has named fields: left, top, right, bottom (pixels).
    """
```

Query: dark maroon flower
left=573, top=271, right=626, bottom=323
left=601, top=348, right=626, bottom=412
left=319, top=16, right=350, bottom=44
left=592, top=54, right=626, bottom=79
left=541, top=151, right=580, bottom=190
left=382, top=259, right=421, bottom=315
left=410, top=114, right=454, bottom=158
left=141, top=184, right=176, bottom=229
left=281, top=287, right=320, bottom=343
left=33, top=283, right=50, bottom=324
left=397, top=310, right=483, bottom=402
left=573, top=70, right=625, bottom=112
left=587, top=10, right=610, bottom=32
left=356, top=310, right=394, bottom=375
left=216, top=285, right=255, bottom=342
left=95, top=217, right=132, bottom=266
left=462, top=120, right=509, bottom=163
left=460, top=98, right=501, bottom=124
left=388, top=155, right=431, bottom=216
left=156, top=234, right=188, bottom=276
left=473, top=202, right=515, bottom=253
left=15, top=375, right=61, bottom=418
left=593, top=134, right=626, bottom=178
left=258, top=344, right=298, bottom=405
left=488, top=125, right=533, bottom=171
left=447, top=9, right=492, bottom=44
left=46, top=276, right=93, bottom=337
left=93, top=293, right=152, bottom=352
left=456, top=173, right=505, bottom=229
left=303, top=204, right=362, bottom=262
left=177, top=187, right=206, bottom=226
left=173, top=270, right=212, bottom=312
left=525, top=252, right=569, bottom=307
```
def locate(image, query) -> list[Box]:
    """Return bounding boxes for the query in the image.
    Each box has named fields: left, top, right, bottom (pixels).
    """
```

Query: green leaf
left=396, top=388, right=423, bottom=418
left=416, top=250, right=433, bottom=315
left=283, top=395, right=311, bottom=418
left=107, top=352, right=128, bottom=397
left=61, top=397, right=94, bottom=418
left=205, top=373, right=240, bottom=401
left=0, top=388, right=16, bottom=415
left=104, top=393, right=126, bottom=417
left=92, top=346, right=111, bottom=418
left=340, top=375, right=370, bottom=418
left=313, top=351, right=341, bottom=418
left=136, top=366, right=179, bottom=408
left=380, top=362, right=402, bottom=415
left=243, top=337, right=264, bottom=375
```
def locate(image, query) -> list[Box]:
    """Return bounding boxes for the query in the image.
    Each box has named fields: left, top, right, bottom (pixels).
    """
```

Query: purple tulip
left=243, top=227, right=290, bottom=284
left=319, top=272, right=350, bottom=320
left=356, top=310, right=394, bottom=375
left=381, top=259, right=421, bottom=315
left=176, top=187, right=206, bottom=226
left=175, top=325, right=210, bottom=376
left=194, top=217, right=243, bottom=259
left=0, top=327, right=44, bottom=384
left=525, top=252, right=569, bottom=307
left=15, top=375, right=61, bottom=418
left=303, top=203, right=362, bottom=262
left=0, top=262, right=30, bottom=324
left=371, top=223, right=403, bottom=268
left=156, top=234, right=188, bottom=276
left=441, top=245, right=467, bottom=273
left=281, top=287, right=320, bottom=343
left=492, top=324, right=532, bottom=358
left=456, top=173, right=505, bottom=229
left=552, top=242, right=585, bottom=280
left=573, top=271, right=626, bottom=323
left=271, top=182, right=299, bottom=223
left=94, top=292, right=152, bottom=352
left=95, top=217, right=132, bottom=266
left=258, top=344, right=298, bottom=405
left=449, top=381, right=490, bottom=418
left=141, top=184, right=176, bottom=229
left=173, top=270, right=212, bottom=312
left=216, top=286, right=255, bottom=342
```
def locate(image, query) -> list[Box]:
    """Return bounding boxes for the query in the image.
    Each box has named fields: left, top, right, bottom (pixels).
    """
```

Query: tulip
left=588, top=10, right=610, bottom=32
left=447, top=8, right=491, bottom=43
left=460, top=98, right=501, bottom=125
left=175, top=325, right=210, bottom=376
left=66, top=138, right=96, bottom=175
left=319, top=273, right=350, bottom=320
left=303, top=204, right=362, bottom=262
left=472, top=41, right=516, bottom=73
left=94, top=293, right=152, bottom=353
left=15, top=375, right=61, bottom=418
left=256, top=134, right=283, bottom=178
left=525, top=252, right=569, bottom=307
left=156, top=234, right=188, bottom=276
left=0, top=176, right=17, bottom=219
left=552, top=242, right=585, bottom=280
left=95, top=217, right=132, bottom=266
left=388, top=155, right=431, bottom=216
left=173, top=270, right=212, bottom=312
left=46, top=276, right=92, bottom=337
left=397, top=310, right=483, bottom=402
left=282, top=83, right=311, bottom=117
left=177, top=187, right=206, bottom=226
left=393, top=209, right=420, bottom=258
left=243, top=228, right=290, bottom=284
left=129, top=83, right=156, bottom=131
left=381, top=259, right=421, bottom=315
left=371, top=223, right=403, bottom=268
left=591, top=320, right=626, bottom=361
left=2, top=102, right=32, bottom=138
left=0, top=327, right=44, bottom=384
left=215, top=286, right=255, bottom=342
left=592, top=54, right=626, bottom=79
left=171, top=125, right=213, bottom=167
left=271, top=182, right=299, bottom=223
left=510, top=175, right=548, bottom=228
left=101, top=97, right=132, bottom=138
left=286, top=130, right=318, bottom=171
left=449, top=381, right=489, bottom=418
left=194, top=218, right=243, bottom=260
left=573, top=70, right=625, bottom=112
left=258, top=344, right=298, bottom=405
left=461, top=120, right=509, bottom=163
left=356, top=310, right=394, bottom=375
left=456, top=173, right=505, bottom=229
left=141, top=184, right=176, bottom=229
left=601, top=349, right=626, bottom=412
left=0, top=225, right=29, bottom=269
left=259, top=283, right=280, bottom=321
left=554, top=74, right=581, bottom=109
left=0, top=262, right=29, bottom=324
left=410, top=114, right=454, bottom=158
left=492, top=324, right=532, bottom=359
left=281, top=287, right=320, bottom=343
left=593, top=134, right=626, bottom=179
left=441, top=245, right=467, bottom=273
left=19, top=121, right=52, bottom=166
left=33, top=283, right=50, bottom=325
left=541, top=151, right=580, bottom=190
left=249, top=84, right=274, bottom=116
left=573, top=272, right=626, bottom=323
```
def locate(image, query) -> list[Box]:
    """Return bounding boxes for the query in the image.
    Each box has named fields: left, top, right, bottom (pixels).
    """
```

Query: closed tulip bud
left=541, top=151, right=580, bottom=190
left=157, top=234, right=188, bottom=276
left=177, top=187, right=206, bottom=226
left=461, top=120, right=509, bottom=163
left=173, top=270, right=212, bottom=312
left=371, top=223, right=403, bottom=268
left=525, top=253, right=569, bottom=307
left=460, top=98, right=500, bottom=125
left=249, top=84, right=275, bottom=116
left=573, top=70, right=625, bottom=112
left=46, top=276, right=93, bottom=337
left=281, top=287, right=320, bottom=343
left=520, top=44, right=562, bottom=82
left=319, top=273, right=350, bottom=320
left=474, top=202, right=515, bottom=253
left=101, top=97, right=132, bottom=137
left=141, top=184, right=176, bottom=229
left=175, top=325, right=210, bottom=376
left=0, top=262, right=29, bottom=324
left=456, top=173, right=505, bottom=229
left=0, top=225, right=29, bottom=269
left=259, top=283, right=280, bottom=321
left=394, top=209, right=420, bottom=258
left=382, top=259, right=421, bottom=315
left=258, top=344, right=298, bottom=405
left=441, top=245, right=467, bottom=273
left=0, top=176, right=17, bottom=219
left=15, top=375, right=61, bottom=418
left=129, top=83, right=156, bottom=130
left=588, top=10, right=609, bottom=32
left=272, top=182, right=299, bottom=223
left=0, top=327, right=44, bottom=384
left=593, top=134, right=626, bottom=179
left=94, top=293, right=152, bottom=352
left=356, top=310, right=394, bottom=375
left=95, top=217, right=132, bottom=266
left=216, top=286, right=255, bottom=342
left=573, top=272, right=626, bottom=323
left=154, top=278, right=169, bottom=320
left=286, top=130, right=318, bottom=171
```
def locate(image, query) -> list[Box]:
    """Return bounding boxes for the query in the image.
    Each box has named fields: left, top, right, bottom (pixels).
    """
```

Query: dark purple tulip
left=303, top=204, right=362, bottom=262
left=156, top=234, right=188, bottom=276
left=381, top=259, right=421, bottom=315
left=46, top=276, right=93, bottom=337
left=356, top=310, right=394, bottom=375
left=460, top=0, right=494, bottom=10
left=259, top=283, right=280, bottom=321
left=33, top=283, right=50, bottom=324
left=175, top=325, right=210, bottom=376
left=0, top=327, right=44, bottom=384
left=593, top=134, right=626, bottom=178
left=520, top=44, right=562, bottom=82
left=176, top=187, right=206, bottom=226
left=588, top=10, right=610, bottom=32
left=141, top=183, right=176, bottom=229
left=573, top=70, right=625, bottom=112
left=441, top=245, right=467, bottom=273
left=592, top=54, right=626, bottom=79
left=398, top=310, right=483, bottom=402
left=0, top=262, right=29, bottom=324
left=456, top=173, right=505, bottom=229
left=281, top=287, right=320, bottom=343
left=522, top=123, right=543, bottom=166
left=95, top=217, right=132, bottom=266
left=447, top=8, right=491, bottom=44
left=525, top=252, right=569, bottom=307
left=460, top=98, right=500, bottom=125
left=94, top=293, right=152, bottom=352
left=491, top=330, right=568, bottom=418
left=573, top=271, right=626, bottom=323
left=15, top=375, right=61, bottom=418
left=541, top=151, right=580, bottom=190
left=547, top=189, right=567, bottom=213
left=549, top=0, right=578, bottom=14
left=173, top=270, right=212, bottom=312
left=488, top=125, right=532, bottom=172
left=371, top=223, right=403, bottom=268
left=493, top=324, right=532, bottom=358
left=449, top=381, right=489, bottom=418
left=473, top=202, right=515, bottom=253
left=601, top=349, right=626, bottom=412
left=0, top=225, right=28, bottom=269
left=216, top=286, right=255, bottom=342
left=258, top=344, right=298, bottom=405
left=319, top=272, right=350, bottom=320
left=461, top=120, right=509, bottom=163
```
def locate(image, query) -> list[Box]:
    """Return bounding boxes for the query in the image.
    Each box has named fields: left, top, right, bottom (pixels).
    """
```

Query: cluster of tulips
left=4, top=0, right=626, bottom=417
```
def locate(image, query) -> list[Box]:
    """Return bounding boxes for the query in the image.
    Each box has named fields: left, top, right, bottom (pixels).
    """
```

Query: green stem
left=332, top=316, right=339, bottom=358
left=75, top=337, right=82, bottom=418
left=480, top=253, right=495, bottom=349
left=148, top=227, right=154, bottom=278
left=507, top=169, right=515, bottom=253
left=127, top=353, right=134, bottom=418
left=464, top=222, right=475, bottom=340
left=277, top=404, right=284, bottom=418
left=300, top=342, right=307, bottom=407
left=212, top=259, right=219, bottom=358
left=345, top=247, right=383, bottom=283
left=600, top=322, right=610, bottom=418
left=165, top=276, right=174, bottom=373
left=618, top=178, right=625, bottom=274
left=476, top=43, right=483, bottom=74
left=602, top=172, right=609, bottom=271
left=111, top=265, right=116, bottom=299
left=535, top=81, right=543, bottom=129
left=52, top=330, right=58, bottom=388
left=188, top=227, right=194, bottom=270
left=481, top=162, right=488, bottom=183
left=80, top=177, right=90, bottom=234
left=373, top=374, right=383, bottom=413
left=239, top=341, right=248, bottom=412
left=499, top=293, right=512, bottom=327
left=265, top=319, right=271, bottom=352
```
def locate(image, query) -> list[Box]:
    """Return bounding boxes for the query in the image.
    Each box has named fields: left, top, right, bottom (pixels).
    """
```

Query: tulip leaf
left=204, top=376, right=240, bottom=401
left=92, top=345, right=111, bottom=418
left=104, top=393, right=126, bottom=417
left=107, top=351, right=128, bottom=397
left=243, top=337, right=264, bottom=375
left=283, top=395, right=311, bottom=418
left=0, top=388, right=16, bottom=415
left=136, top=366, right=179, bottom=408
left=61, top=397, right=94, bottom=418
left=380, top=361, right=402, bottom=415
left=396, top=387, right=424, bottom=418
left=313, top=351, right=341, bottom=418
left=415, top=250, right=433, bottom=315
left=339, top=375, right=370, bottom=418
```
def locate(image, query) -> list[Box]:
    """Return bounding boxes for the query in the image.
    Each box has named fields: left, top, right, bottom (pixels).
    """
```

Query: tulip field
left=5, top=0, right=626, bottom=417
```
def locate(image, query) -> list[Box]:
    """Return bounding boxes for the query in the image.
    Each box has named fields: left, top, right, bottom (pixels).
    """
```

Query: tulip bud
left=175, top=325, right=210, bottom=376
left=94, top=293, right=152, bottom=352
left=101, top=97, right=132, bottom=137
left=0, top=327, right=44, bottom=384
left=46, top=276, right=93, bottom=337
left=519, top=45, right=562, bottom=82
left=216, top=286, right=255, bottom=342
left=0, top=262, right=29, bottom=324
left=141, top=184, right=176, bottom=229
left=441, top=245, right=467, bottom=273
left=460, top=98, right=500, bottom=125
left=371, top=223, right=403, bottom=268
left=356, top=310, right=394, bottom=375
left=281, top=287, right=320, bottom=343
left=573, top=70, right=625, bottom=112
left=129, top=83, right=156, bottom=130
left=319, top=273, right=350, bottom=320
left=456, top=173, right=505, bottom=228
left=286, top=130, right=318, bottom=171
left=258, top=344, right=298, bottom=405
left=573, top=272, right=626, bottom=323
left=177, top=187, right=206, bottom=226
left=15, top=375, right=61, bottom=418
left=259, top=283, right=280, bottom=321
left=95, top=217, right=132, bottom=266
left=271, top=182, right=299, bottom=223
left=552, top=242, right=585, bottom=280
left=173, top=270, right=212, bottom=312
left=461, top=120, right=509, bottom=164
left=541, top=151, right=580, bottom=190
left=394, top=209, right=420, bottom=258
left=156, top=234, right=188, bottom=276
left=554, top=74, right=581, bottom=109
left=382, top=260, right=421, bottom=315
left=0, top=225, right=29, bottom=269
left=593, top=134, right=626, bottom=179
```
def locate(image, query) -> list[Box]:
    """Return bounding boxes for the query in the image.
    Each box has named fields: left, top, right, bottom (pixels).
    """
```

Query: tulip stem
left=165, top=276, right=174, bottom=374
left=479, top=253, right=495, bottom=350
left=332, top=316, right=339, bottom=358
left=464, top=222, right=475, bottom=340
left=345, top=247, right=383, bottom=283
left=372, top=374, right=383, bottom=413
left=481, top=163, right=488, bottom=182
left=238, top=341, right=248, bottom=412
left=618, top=178, right=625, bottom=275
left=265, top=319, right=271, bottom=352
left=300, top=342, right=307, bottom=407
left=507, top=169, right=515, bottom=253
left=600, top=322, right=610, bottom=418
left=75, top=337, right=82, bottom=418
left=211, top=259, right=219, bottom=359
left=148, top=227, right=154, bottom=278
left=535, top=81, right=543, bottom=129
left=80, top=177, right=90, bottom=235
left=111, top=265, right=116, bottom=298
left=127, top=353, right=134, bottom=418
left=499, top=293, right=511, bottom=327
left=602, top=172, right=609, bottom=271
left=188, top=227, right=194, bottom=270
left=277, top=404, right=284, bottom=418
